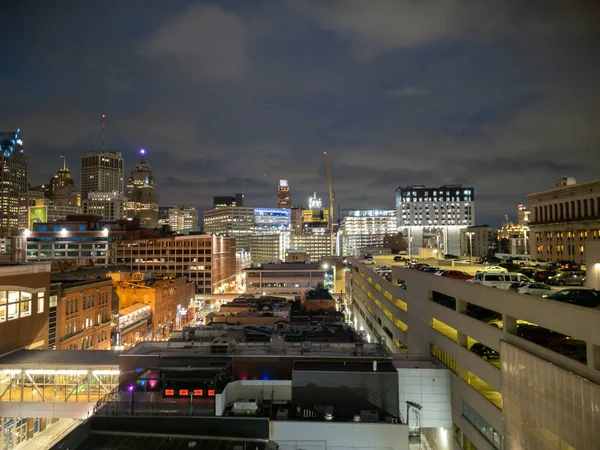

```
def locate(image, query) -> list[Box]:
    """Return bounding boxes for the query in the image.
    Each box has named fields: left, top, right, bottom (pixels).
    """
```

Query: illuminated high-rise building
left=0, top=129, right=27, bottom=237
left=168, top=205, right=199, bottom=231
left=48, top=158, right=80, bottom=207
left=277, top=180, right=291, bottom=208
left=80, top=151, right=124, bottom=200
left=125, top=149, right=158, bottom=228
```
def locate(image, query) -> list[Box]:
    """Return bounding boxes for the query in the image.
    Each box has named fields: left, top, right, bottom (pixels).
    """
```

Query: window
left=37, top=296, right=44, bottom=314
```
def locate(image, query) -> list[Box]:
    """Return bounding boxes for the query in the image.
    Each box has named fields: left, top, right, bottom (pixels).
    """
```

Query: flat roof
left=0, top=349, right=120, bottom=367
left=119, top=303, right=151, bottom=316
left=246, top=263, right=322, bottom=271
left=293, top=360, right=397, bottom=373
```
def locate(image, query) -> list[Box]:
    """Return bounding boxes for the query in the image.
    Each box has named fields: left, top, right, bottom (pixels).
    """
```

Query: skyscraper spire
left=101, top=114, right=106, bottom=151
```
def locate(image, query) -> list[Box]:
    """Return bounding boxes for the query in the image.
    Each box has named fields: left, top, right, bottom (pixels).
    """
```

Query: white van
left=471, top=272, right=531, bottom=289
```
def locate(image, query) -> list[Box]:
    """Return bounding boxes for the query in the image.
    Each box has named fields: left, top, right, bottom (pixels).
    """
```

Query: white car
left=516, top=282, right=557, bottom=297
left=477, top=265, right=508, bottom=274
left=487, top=317, right=532, bottom=329
left=359, top=258, right=375, bottom=265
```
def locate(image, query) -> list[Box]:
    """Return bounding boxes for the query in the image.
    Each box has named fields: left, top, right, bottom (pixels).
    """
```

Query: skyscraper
left=80, top=151, right=124, bottom=200
left=48, top=160, right=79, bottom=207
left=0, top=130, right=27, bottom=237
left=168, top=205, right=199, bottom=231
left=125, top=149, right=158, bottom=228
left=277, top=180, right=291, bottom=208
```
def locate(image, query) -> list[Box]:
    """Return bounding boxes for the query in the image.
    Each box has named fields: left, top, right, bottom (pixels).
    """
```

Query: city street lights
left=467, top=232, right=474, bottom=266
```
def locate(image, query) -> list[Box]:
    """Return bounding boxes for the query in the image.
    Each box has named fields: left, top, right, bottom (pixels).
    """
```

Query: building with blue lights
left=0, top=130, right=27, bottom=238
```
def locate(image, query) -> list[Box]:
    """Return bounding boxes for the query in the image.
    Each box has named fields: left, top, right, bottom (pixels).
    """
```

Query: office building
left=0, top=130, right=27, bottom=238
left=290, top=206, right=305, bottom=234
left=80, top=151, right=124, bottom=200
left=342, top=210, right=397, bottom=256
left=290, top=233, right=331, bottom=261
left=527, top=177, right=600, bottom=263
left=245, top=263, right=325, bottom=295
left=168, top=205, right=199, bottom=231
left=0, top=263, right=51, bottom=355
left=55, top=278, right=112, bottom=350
left=460, top=225, right=498, bottom=258
left=113, top=274, right=194, bottom=340
left=301, top=193, right=329, bottom=234
left=114, top=234, right=236, bottom=294
left=277, top=179, right=291, bottom=208
left=348, top=258, right=600, bottom=449
left=395, top=185, right=475, bottom=256
left=213, top=193, right=244, bottom=209
left=82, top=191, right=125, bottom=220
left=204, top=207, right=291, bottom=238
left=158, top=205, right=176, bottom=227
left=125, top=150, right=158, bottom=228
left=48, top=165, right=79, bottom=207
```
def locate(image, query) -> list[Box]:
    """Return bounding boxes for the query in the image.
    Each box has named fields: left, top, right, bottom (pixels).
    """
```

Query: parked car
left=488, top=317, right=532, bottom=329
left=472, top=272, right=532, bottom=289
left=444, top=254, right=459, bottom=260
left=519, top=268, right=538, bottom=279
left=545, top=288, right=600, bottom=308
left=434, top=270, right=447, bottom=276
left=469, top=343, right=500, bottom=361
left=516, top=282, right=557, bottom=296
left=546, top=271, right=586, bottom=286
left=359, top=257, right=375, bottom=265
left=421, top=266, right=439, bottom=273
left=441, top=270, right=473, bottom=281
left=517, top=324, right=564, bottom=346
left=394, top=256, right=407, bottom=262
left=530, top=260, right=552, bottom=268
left=477, top=265, right=508, bottom=274
left=407, top=263, right=429, bottom=271
left=546, top=338, right=587, bottom=363
left=533, top=269, right=558, bottom=283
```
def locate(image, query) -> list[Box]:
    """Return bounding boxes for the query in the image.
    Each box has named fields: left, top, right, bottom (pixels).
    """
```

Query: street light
left=467, top=232, right=474, bottom=266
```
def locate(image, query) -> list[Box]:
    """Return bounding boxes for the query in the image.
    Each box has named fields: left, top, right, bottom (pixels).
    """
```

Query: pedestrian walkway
left=14, top=419, right=80, bottom=450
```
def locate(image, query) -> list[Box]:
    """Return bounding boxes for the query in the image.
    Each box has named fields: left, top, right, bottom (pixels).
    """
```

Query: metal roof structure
left=0, top=349, right=120, bottom=368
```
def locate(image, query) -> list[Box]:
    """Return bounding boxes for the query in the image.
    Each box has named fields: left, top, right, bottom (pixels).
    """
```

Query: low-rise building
left=115, top=303, right=152, bottom=349
left=82, top=191, right=125, bottom=220
left=303, top=288, right=335, bottom=312
left=528, top=177, right=600, bottom=263
left=56, top=279, right=112, bottom=350
left=245, top=263, right=325, bottom=295
left=0, top=263, right=51, bottom=355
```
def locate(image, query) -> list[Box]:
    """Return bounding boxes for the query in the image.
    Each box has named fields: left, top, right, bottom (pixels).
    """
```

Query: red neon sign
left=164, top=389, right=174, bottom=396
left=208, top=389, right=215, bottom=397
left=193, top=389, right=203, bottom=396
left=179, top=389, right=189, bottom=396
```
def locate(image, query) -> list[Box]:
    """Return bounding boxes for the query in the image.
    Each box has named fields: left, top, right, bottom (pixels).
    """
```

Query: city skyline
left=1, top=1, right=599, bottom=225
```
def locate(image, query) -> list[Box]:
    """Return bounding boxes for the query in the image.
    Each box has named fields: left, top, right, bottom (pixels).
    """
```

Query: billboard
left=28, top=206, right=48, bottom=229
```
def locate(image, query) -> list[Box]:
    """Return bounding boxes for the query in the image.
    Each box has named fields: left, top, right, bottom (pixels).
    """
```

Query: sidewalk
left=14, top=419, right=80, bottom=450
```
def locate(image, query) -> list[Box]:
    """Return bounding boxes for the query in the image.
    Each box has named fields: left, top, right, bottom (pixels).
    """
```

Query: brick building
left=113, top=275, right=194, bottom=340
left=56, top=279, right=112, bottom=350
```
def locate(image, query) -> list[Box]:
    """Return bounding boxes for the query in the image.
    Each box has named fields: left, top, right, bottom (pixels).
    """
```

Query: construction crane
left=324, top=152, right=335, bottom=255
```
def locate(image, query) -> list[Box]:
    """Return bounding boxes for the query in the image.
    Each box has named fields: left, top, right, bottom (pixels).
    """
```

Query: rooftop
left=247, top=263, right=322, bottom=271
left=293, top=360, right=397, bottom=373
left=305, top=288, right=334, bottom=300
left=0, top=349, right=120, bottom=368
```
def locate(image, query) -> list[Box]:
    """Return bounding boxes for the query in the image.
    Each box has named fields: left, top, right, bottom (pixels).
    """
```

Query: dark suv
left=546, top=271, right=586, bottom=286
left=546, top=289, right=600, bottom=308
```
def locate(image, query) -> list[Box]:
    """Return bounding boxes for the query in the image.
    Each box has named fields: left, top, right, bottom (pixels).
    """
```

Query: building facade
left=18, top=189, right=45, bottom=230
left=527, top=178, right=600, bottom=263
left=290, top=233, right=330, bottom=261
left=56, top=279, right=112, bottom=350
left=125, top=151, right=158, bottom=228
left=83, top=191, right=125, bottom=220
left=168, top=206, right=199, bottom=231
left=114, top=234, right=236, bottom=294
left=0, top=130, right=27, bottom=238
left=277, top=180, right=292, bottom=209
left=80, top=151, right=124, bottom=201
left=395, top=185, right=475, bottom=256
left=204, top=207, right=291, bottom=242
left=245, top=263, right=325, bottom=295
left=114, top=275, right=194, bottom=339
left=213, top=193, right=244, bottom=209
left=48, top=166, right=79, bottom=207
left=348, top=258, right=600, bottom=450
left=0, top=263, right=50, bottom=355
left=342, top=210, right=397, bottom=256
left=459, top=225, right=498, bottom=259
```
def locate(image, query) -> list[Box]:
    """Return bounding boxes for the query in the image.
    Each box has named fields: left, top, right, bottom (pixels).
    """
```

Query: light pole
left=467, top=232, right=474, bottom=266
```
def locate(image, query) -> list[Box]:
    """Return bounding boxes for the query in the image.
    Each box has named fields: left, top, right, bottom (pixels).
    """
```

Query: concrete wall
left=271, top=421, right=409, bottom=450
left=397, top=367, right=452, bottom=428
left=216, top=380, right=292, bottom=416
left=585, top=240, right=600, bottom=289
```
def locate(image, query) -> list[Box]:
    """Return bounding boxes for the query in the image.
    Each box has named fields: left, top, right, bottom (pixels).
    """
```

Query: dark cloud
left=0, top=0, right=599, bottom=224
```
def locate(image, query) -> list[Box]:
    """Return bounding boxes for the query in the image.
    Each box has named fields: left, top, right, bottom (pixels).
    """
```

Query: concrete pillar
left=503, top=315, right=518, bottom=335
left=587, top=343, right=600, bottom=371
left=458, top=332, right=468, bottom=349
left=456, top=299, right=468, bottom=314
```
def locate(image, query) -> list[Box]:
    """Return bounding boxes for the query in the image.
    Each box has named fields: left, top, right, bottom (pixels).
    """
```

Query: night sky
left=1, top=1, right=599, bottom=225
